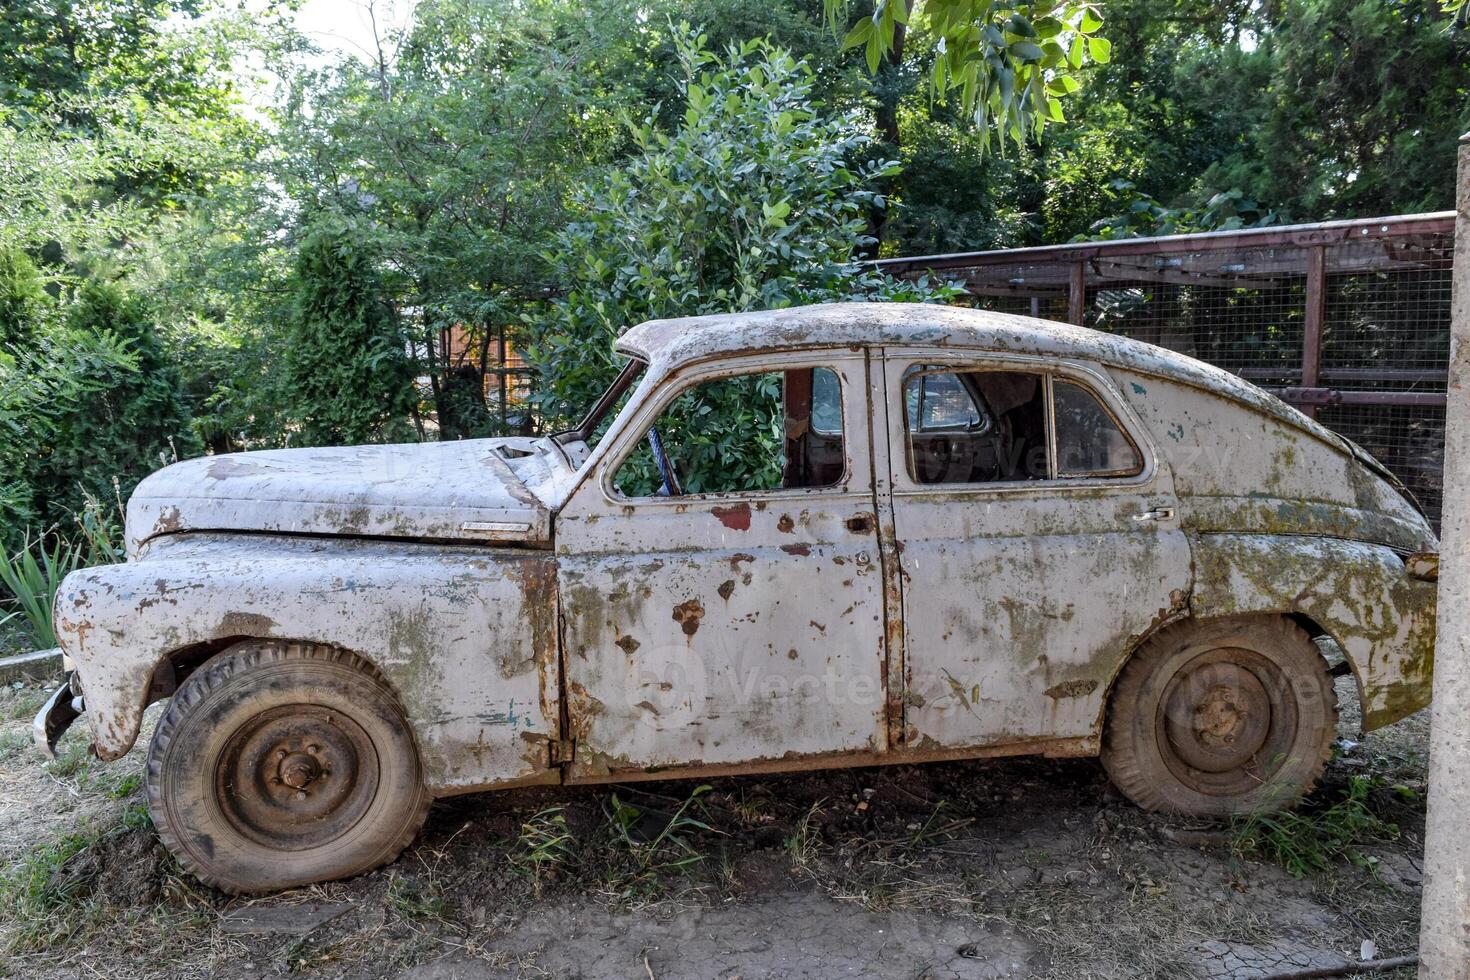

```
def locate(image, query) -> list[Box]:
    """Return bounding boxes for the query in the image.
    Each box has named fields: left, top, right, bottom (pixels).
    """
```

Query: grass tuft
left=1231, top=775, right=1399, bottom=877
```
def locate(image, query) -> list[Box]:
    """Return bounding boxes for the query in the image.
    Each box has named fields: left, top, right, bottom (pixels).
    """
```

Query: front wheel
left=145, top=641, right=430, bottom=894
left=1101, top=616, right=1337, bottom=817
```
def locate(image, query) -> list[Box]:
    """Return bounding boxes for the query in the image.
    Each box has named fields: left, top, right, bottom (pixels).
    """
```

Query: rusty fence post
left=1300, top=244, right=1326, bottom=420
left=1419, top=132, right=1470, bottom=979
left=1067, top=260, right=1086, bottom=325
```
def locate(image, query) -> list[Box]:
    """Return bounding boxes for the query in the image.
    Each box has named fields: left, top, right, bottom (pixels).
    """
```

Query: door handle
left=846, top=513, right=875, bottom=534
left=1131, top=506, right=1176, bottom=523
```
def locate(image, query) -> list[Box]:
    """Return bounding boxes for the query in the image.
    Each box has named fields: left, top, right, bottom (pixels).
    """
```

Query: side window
left=901, top=365, right=1141, bottom=485
left=1053, top=379, right=1142, bottom=477
left=613, top=367, right=846, bottom=498
left=903, top=367, right=1047, bottom=484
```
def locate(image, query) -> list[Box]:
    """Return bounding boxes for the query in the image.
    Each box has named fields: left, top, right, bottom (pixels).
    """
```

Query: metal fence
left=875, top=212, right=1456, bottom=528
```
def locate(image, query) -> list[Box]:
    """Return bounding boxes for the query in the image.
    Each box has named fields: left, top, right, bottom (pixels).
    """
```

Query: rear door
left=880, top=349, right=1193, bottom=751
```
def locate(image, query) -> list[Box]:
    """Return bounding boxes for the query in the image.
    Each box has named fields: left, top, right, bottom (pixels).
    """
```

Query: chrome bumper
left=33, top=672, right=83, bottom=758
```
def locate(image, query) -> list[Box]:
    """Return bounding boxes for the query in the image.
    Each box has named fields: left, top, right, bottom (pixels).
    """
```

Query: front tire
left=145, top=641, right=430, bottom=894
left=1101, top=616, right=1337, bottom=817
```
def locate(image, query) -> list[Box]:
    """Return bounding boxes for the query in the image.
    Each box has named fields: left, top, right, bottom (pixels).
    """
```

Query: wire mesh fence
left=876, top=213, right=1456, bottom=528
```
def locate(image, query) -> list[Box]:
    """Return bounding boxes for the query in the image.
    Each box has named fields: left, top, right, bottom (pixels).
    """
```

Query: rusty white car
left=38, top=303, right=1437, bottom=893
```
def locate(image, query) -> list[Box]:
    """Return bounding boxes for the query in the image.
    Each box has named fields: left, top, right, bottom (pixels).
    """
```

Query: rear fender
left=1188, top=533, right=1436, bottom=731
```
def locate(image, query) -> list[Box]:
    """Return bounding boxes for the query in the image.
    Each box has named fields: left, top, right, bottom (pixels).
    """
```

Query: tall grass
left=0, top=492, right=126, bottom=653
left=0, top=533, right=81, bottom=650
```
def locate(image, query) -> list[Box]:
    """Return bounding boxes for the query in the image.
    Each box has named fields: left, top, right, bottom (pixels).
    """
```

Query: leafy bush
left=0, top=247, right=50, bottom=347
left=41, top=280, right=200, bottom=521
left=0, top=328, right=142, bottom=545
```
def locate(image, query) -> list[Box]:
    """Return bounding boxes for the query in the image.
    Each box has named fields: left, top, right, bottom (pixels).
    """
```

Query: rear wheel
left=145, top=641, right=430, bottom=894
left=1101, top=616, right=1337, bottom=817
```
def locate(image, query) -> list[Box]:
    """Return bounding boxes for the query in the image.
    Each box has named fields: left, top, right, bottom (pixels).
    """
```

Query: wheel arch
left=1185, top=532, right=1434, bottom=732
left=1093, top=606, right=1364, bottom=747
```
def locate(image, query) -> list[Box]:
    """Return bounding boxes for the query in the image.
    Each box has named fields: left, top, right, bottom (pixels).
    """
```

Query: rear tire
left=1101, top=616, right=1337, bottom=817
left=145, top=640, right=430, bottom=894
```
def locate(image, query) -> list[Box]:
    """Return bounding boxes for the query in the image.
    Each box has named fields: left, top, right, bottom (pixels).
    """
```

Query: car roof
left=616, top=302, right=1354, bottom=457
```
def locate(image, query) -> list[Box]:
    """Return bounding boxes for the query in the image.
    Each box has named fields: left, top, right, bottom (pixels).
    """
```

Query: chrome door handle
left=1131, top=507, right=1175, bottom=523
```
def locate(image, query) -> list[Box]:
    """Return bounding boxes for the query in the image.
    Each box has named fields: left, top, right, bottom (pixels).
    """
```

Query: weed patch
left=1231, top=776, right=1400, bottom=877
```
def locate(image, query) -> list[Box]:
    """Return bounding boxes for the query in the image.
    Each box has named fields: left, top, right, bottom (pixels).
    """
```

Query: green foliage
left=41, top=279, right=199, bottom=523
left=1231, top=776, right=1400, bottom=878
left=0, top=531, right=80, bottom=649
left=0, top=327, right=141, bottom=541
left=270, top=0, right=638, bottom=439
left=1213, top=0, right=1469, bottom=218
left=1083, top=182, right=1281, bottom=240
left=526, top=30, right=956, bottom=425
left=0, top=248, right=50, bottom=347
left=607, top=784, right=718, bottom=875
left=828, top=0, right=1108, bottom=151
left=616, top=372, right=786, bottom=498
left=282, top=219, right=417, bottom=447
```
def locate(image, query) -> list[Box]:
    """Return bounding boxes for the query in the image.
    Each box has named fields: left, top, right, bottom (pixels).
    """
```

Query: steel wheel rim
left=1155, top=647, right=1298, bottom=797
left=215, top=704, right=380, bottom=850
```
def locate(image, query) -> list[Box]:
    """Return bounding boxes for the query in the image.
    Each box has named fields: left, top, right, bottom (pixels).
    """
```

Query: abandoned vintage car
left=38, top=302, right=1438, bottom=893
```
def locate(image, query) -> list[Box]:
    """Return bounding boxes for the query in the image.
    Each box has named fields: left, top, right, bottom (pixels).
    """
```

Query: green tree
left=0, top=248, right=50, bottom=347
left=0, top=330, right=140, bottom=543
left=268, top=0, right=639, bottom=439
left=525, top=30, right=955, bottom=427
left=20, top=280, right=199, bottom=528
left=282, top=219, right=416, bottom=447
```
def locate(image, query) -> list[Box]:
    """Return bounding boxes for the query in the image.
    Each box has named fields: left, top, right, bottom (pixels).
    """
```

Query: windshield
left=554, top=356, right=647, bottom=453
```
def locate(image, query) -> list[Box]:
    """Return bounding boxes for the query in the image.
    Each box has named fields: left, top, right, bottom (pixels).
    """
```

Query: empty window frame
left=613, top=367, right=847, bottom=498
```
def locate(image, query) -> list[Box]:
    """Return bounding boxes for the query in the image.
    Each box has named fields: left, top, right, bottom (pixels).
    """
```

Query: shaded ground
left=0, top=673, right=1428, bottom=979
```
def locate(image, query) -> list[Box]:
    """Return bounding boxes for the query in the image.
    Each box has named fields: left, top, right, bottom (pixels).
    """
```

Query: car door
left=555, top=349, right=890, bottom=780
left=879, top=349, right=1193, bottom=752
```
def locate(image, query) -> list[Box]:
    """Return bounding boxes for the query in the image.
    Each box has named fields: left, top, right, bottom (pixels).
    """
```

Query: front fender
left=1189, top=533, right=1436, bottom=731
left=54, top=533, right=560, bottom=793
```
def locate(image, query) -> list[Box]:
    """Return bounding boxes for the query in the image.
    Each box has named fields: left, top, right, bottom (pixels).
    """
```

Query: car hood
left=125, top=439, right=558, bottom=555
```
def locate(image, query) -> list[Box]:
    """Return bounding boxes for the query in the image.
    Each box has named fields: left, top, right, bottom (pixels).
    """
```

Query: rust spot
left=1044, top=679, right=1099, bottom=700
left=780, top=543, right=812, bottom=556
left=672, top=599, right=705, bottom=637
left=712, top=503, right=751, bottom=531
left=787, top=649, right=798, bottom=660
left=776, top=514, right=795, bottom=533
left=215, top=611, right=279, bottom=635
left=151, top=505, right=183, bottom=537
left=728, top=553, right=756, bottom=569
left=616, top=635, right=641, bottom=655
left=717, top=579, right=736, bottom=601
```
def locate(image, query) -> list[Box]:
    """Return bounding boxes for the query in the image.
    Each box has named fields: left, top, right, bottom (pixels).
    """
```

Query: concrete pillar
left=1419, top=132, right=1470, bottom=978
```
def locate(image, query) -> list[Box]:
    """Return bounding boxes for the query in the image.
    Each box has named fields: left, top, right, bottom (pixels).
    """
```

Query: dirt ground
left=0, top=667, right=1429, bottom=980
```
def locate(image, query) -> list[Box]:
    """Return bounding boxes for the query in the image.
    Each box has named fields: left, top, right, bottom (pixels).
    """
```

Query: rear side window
left=903, top=366, right=1047, bottom=483
left=1053, top=379, right=1142, bottom=477
left=901, top=365, right=1141, bottom=485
